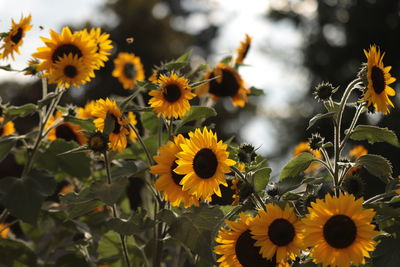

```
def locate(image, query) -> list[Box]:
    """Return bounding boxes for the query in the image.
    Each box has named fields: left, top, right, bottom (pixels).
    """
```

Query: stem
left=0, top=219, right=18, bottom=233
left=314, top=159, right=334, bottom=178
left=363, top=191, right=396, bottom=205
left=168, top=118, right=174, bottom=141
left=320, top=147, right=334, bottom=173
left=104, top=152, right=131, bottom=267
left=0, top=209, right=9, bottom=224
left=340, top=103, right=365, bottom=151
left=128, top=123, right=154, bottom=166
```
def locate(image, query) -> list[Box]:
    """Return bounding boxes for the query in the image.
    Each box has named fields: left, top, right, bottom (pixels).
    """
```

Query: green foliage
left=372, top=236, right=400, bottom=267
left=3, top=103, right=37, bottom=123
left=0, top=136, right=16, bottom=162
left=0, top=239, right=37, bottom=266
left=307, top=112, right=336, bottom=130
left=248, top=86, right=265, bottom=96
left=106, top=209, right=154, bottom=235
left=63, top=116, right=96, bottom=131
left=176, top=106, right=217, bottom=132
left=356, top=154, right=393, bottom=183
left=90, top=177, right=129, bottom=205
left=350, top=125, right=399, bottom=147
left=280, top=152, right=315, bottom=180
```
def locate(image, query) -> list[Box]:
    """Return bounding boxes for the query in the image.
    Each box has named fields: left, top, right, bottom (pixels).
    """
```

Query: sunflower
left=349, top=145, right=368, bottom=160
left=198, top=63, right=250, bottom=107
left=148, top=73, right=195, bottom=119
left=45, top=111, right=87, bottom=145
left=77, top=100, right=97, bottom=119
left=112, top=52, right=145, bottom=90
left=127, top=112, right=138, bottom=142
left=293, top=142, right=322, bottom=173
left=32, top=26, right=98, bottom=76
left=92, top=98, right=129, bottom=152
left=150, top=134, right=199, bottom=208
left=214, top=212, right=289, bottom=267
left=302, top=193, right=378, bottom=267
left=174, top=127, right=236, bottom=202
left=235, top=34, right=252, bottom=65
left=0, top=223, right=10, bottom=239
left=23, top=58, right=40, bottom=76
left=361, top=45, right=396, bottom=114
left=250, top=203, right=304, bottom=262
left=0, top=14, right=32, bottom=60
left=80, top=28, right=113, bottom=69
left=48, top=54, right=93, bottom=88
left=0, top=117, right=16, bottom=137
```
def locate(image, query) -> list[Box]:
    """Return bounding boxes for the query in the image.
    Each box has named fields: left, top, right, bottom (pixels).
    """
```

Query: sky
left=0, top=0, right=313, bottom=160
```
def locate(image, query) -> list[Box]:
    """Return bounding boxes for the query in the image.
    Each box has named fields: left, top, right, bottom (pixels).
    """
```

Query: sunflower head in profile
left=48, top=54, right=92, bottom=88
left=127, top=112, right=138, bottom=142
left=198, top=63, right=250, bottom=108
left=45, top=111, right=87, bottom=145
left=0, top=223, right=10, bottom=239
left=0, top=117, right=16, bottom=137
left=214, top=212, right=289, bottom=267
left=87, top=131, right=109, bottom=153
left=92, top=98, right=129, bottom=152
left=112, top=52, right=145, bottom=90
left=302, top=193, right=378, bottom=267
left=349, top=145, right=368, bottom=160
left=250, top=203, right=304, bottom=263
left=151, top=134, right=200, bottom=208
left=0, top=14, right=32, bottom=60
left=80, top=28, right=113, bottom=69
left=174, top=127, right=236, bottom=202
left=235, top=34, right=252, bottom=65
left=360, top=45, right=396, bottom=114
left=293, top=142, right=322, bottom=173
left=32, top=26, right=98, bottom=78
left=148, top=73, right=196, bottom=119
left=23, top=58, right=40, bottom=76
left=77, top=100, right=97, bottom=119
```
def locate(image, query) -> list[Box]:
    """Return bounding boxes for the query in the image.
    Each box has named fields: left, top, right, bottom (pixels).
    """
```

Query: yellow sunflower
left=250, top=203, right=304, bottom=263
left=127, top=112, right=138, bottom=142
left=0, top=117, right=16, bottom=137
left=45, top=111, right=87, bottom=145
left=23, top=58, right=40, bottom=76
left=361, top=45, right=396, bottom=114
left=32, top=26, right=98, bottom=76
left=148, top=73, right=196, bottom=119
left=151, top=134, right=200, bottom=208
left=174, top=127, right=236, bottom=202
left=349, top=145, right=368, bottom=160
left=0, top=14, right=32, bottom=60
left=0, top=223, right=10, bottom=239
left=92, top=98, right=129, bottom=152
left=77, top=100, right=97, bottom=119
left=80, top=28, right=113, bottom=69
left=198, top=63, right=250, bottom=108
left=302, top=193, right=378, bottom=267
left=235, top=34, right=252, bottom=65
left=48, top=54, right=93, bottom=88
left=112, top=52, right=145, bottom=90
left=293, top=142, right=322, bottom=173
left=215, top=212, right=289, bottom=267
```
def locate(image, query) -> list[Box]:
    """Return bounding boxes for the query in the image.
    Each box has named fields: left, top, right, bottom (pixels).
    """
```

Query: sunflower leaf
left=350, top=125, right=399, bottom=147
left=0, top=137, right=17, bottom=162
left=176, top=106, right=217, bottom=132
left=372, top=236, right=400, bottom=267
left=63, top=116, right=96, bottom=131
left=103, top=112, right=115, bottom=135
left=249, top=86, right=265, bottom=96
left=307, top=112, right=336, bottom=130
left=3, top=103, right=37, bottom=124
left=279, top=152, right=315, bottom=180
left=176, top=50, right=192, bottom=63
left=0, top=239, right=37, bottom=266
left=355, top=154, right=392, bottom=183
left=90, top=177, right=129, bottom=205
left=106, top=209, right=154, bottom=235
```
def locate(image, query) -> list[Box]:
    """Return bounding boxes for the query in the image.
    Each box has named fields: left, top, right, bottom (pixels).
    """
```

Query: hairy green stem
left=104, top=152, right=131, bottom=267
left=128, top=123, right=154, bottom=166
left=340, top=103, right=365, bottom=152
left=363, top=191, right=397, bottom=205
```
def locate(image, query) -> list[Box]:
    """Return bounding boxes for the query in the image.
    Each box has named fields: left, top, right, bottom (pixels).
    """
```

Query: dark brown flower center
left=11, top=27, right=23, bottom=44
left=170, top=161, right=185, bottom=186
left=235, top=230, right=277, bottom=267
left=0, top=127, right=4, bottom=136
left=323, top=215, right=357, bottom=249
left=163, top=84, right=182, bottom=103
left=64, top=65, right=78, bottom=78
left=193, top=148, right=218, bottom=179
left=268, top=218, right=295, bottom=246
left=123, top=63, right=136, bottom=79
left=55, top=124, right=78, bottom=143
left=52, top=44, right=83, bottom=62
left=209, top=68, right=241, bottom=97
left=371, top=66, right=385, bottom=94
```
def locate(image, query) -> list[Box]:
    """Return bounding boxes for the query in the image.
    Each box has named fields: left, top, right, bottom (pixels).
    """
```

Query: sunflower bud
left=88, top=131, right=109, bottom=153
left=66, top=104, right=77, bottom=117
left=23, top=58, right=40, bottom=76
left=308, top=133, right=324, bottom=151
left=237, top=144, right=257, bottom=164
left=342, top=175, right=365, bottom=198
left=313, top=82, right=336, bottom=101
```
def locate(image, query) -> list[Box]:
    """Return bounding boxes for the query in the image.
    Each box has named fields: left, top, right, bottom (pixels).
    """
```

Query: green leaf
left=157, top=209, right=177, bottom=225
left=36, top=139, right=91, bottom=178
left=253, top=167, right=271, bottom=192
left=276, top=175, right=304, bottom=195
left=350, top=125, right=399, bottom=147
left=0, top=239, right=37, bottom=266
left=168, top=205, right=224, bottom=263
left=372, top=236, right=400, bottom=267
left=55, top=253, right=88, bottom=267
left=0, top=137, right=16, bottom=162
left=249, top=86, right=265, bottom=96
left=220, top=56, right=232, bottom=65
left=177, top=106, right=217, bottom=130
left=142, top=111, right=159, bottom=134
left=111, top=160, right=139, bottom=178
left=307, top=112, right=336, bottom=130
left=165, top=62, right=188, bottom=71
left=65, top=199, right=103, bottom=218
left=5, top=103, right=37, bottom=118
left=59, top=188, right=96, bottom=204
left=0, top=170, right=56, bottom=224
left=103, top=112, right=116, bottom=135
left=37, top=91, right=62, bottom=107
left=90, top=177, right=129, bottom=205
left=107, top=209, right=154, bottom=235
left=324, top=101, right=340, bottom=113
left=356, top=154, right=392, bottom=183
left=63, top=116, right=96, bottom=131
left=280, top=152, right=315, bottom=180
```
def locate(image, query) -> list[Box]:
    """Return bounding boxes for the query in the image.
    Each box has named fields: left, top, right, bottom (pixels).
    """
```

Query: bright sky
left=0, top=0, right=313, bottom=158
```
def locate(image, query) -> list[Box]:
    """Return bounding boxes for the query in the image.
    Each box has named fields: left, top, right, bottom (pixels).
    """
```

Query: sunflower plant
left=0, top=15, right=400, bottom=267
